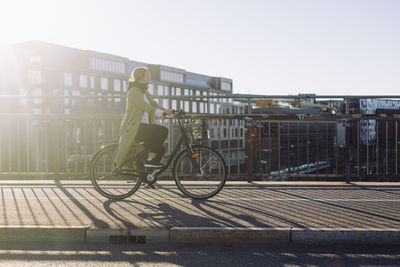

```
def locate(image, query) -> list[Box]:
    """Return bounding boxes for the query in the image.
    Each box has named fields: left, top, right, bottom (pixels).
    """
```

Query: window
left=28, top=71, right=42, bottom=85
left=114, top=79, right=121, bottom=92
left=172, top=100, right=177, bottom=110
left=90, top=76, right=95, bottom=89
left=123, top=80, right=127, bottom=92
left=148, top=84, right=154, bottom=95
left=90, top=57, right=126, bottom=74
left=199, top=103, right=204, bottom=113
left=72, top=90, right=80, bottom=106
left=184, top=101, right=189, bottom=112
left=101, top=77, right=108, bottom=90
left=163, top=99, right=169, bottom=109
left=221, top=81, right=232, bottom=91
left=192, top=102, right=197, bottom=113
left=184, top=89, right=189, bottom=96
left=158, top=85, right=164, bottom=96
left=64, top=90, right=69, bottom=105
left=210, top=104, right=215, bottom=113
left=213, top=93, right=217, bottom=102
left=80, top=75, right=88, bottom=88
left=64, top=73, right=72, bottom=87
left=160, top=70, right=184, bottom=83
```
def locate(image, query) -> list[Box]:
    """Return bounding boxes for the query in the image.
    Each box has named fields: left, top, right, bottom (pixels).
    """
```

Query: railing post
left=345, top=119, right=351, bottom=183
left=247, top=124, right=253, bottom=182
left=247, top=98, right=252, bottom=182
left=52, top=120, right=61, bottom=181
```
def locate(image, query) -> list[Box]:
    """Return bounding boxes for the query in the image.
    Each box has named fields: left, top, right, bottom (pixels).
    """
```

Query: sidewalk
left=1, top=180, right=400, bottom=244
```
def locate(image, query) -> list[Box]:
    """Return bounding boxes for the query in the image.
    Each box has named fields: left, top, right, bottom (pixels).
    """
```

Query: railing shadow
left=54, top=181, right=109, bottom=228
left=2, top=181, right=400, bottom=230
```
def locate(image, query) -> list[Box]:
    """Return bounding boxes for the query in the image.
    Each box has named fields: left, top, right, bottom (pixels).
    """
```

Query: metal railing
left=1, top=112, right=400, bottom=181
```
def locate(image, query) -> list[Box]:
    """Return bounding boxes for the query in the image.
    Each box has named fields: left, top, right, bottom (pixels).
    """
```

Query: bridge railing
left=1, top=112, right=400, bottom=181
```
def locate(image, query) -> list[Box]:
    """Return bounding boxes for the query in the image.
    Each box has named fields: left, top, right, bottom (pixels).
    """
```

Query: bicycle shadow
left=103, top=199, right=223, bottom=229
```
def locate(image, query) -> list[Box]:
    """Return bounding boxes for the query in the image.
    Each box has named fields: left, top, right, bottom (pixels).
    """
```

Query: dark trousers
left=135, top=123, right=168, bottom=160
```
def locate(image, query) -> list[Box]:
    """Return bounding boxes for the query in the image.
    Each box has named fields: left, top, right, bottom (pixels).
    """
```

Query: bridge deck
left=1, top=180, right=400, bottom=230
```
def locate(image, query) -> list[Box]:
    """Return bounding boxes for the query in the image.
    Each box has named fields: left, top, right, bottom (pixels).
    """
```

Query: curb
left=169, top=227, right=400, bottom=244
left=169, top=227, right=290, bottom=243
left=86, top=229, right=169, bottom=243
left=1, top=227, right=400, bottom=244
left=291, top=228, right=400, bottom=244
left=0, top=226, right=86, bottom=242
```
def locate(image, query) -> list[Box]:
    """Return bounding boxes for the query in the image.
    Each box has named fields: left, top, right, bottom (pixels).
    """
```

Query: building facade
left=0, top=41, right=245, bottom=172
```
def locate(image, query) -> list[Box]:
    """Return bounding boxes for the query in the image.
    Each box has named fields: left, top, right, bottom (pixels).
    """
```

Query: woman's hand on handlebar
left=162, top=109, right=182, bottom=119
left=163, top=109, right=174, bottom=116
left=162, top=109, right=176, bottom=119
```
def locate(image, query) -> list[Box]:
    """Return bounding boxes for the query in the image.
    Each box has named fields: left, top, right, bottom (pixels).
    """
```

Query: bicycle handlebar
left=161, top=109, right=189, bottom=119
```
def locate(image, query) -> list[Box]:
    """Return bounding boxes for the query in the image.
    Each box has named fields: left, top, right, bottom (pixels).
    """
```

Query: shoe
left=143, top=158, right=163, bottom=168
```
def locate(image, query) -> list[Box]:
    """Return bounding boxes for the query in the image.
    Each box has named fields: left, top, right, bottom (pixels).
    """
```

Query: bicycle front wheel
left=173, top=145, right=227, bottom=199
left=90, top=144, right=142, bottom=199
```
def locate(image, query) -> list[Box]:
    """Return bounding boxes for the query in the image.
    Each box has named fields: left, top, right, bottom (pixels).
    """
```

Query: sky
left=0, top=0, right=399, bottom=95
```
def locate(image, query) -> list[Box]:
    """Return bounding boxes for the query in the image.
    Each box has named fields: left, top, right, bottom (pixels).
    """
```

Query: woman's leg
left=135, top=123, right=168, bottom=162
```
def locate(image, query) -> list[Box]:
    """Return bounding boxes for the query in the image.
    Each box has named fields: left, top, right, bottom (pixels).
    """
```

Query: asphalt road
left=0, top=241, right=399, bottom=266
left=1, top=180, right=400, bottom=230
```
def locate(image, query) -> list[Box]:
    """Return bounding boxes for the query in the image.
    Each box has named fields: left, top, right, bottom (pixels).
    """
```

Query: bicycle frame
left=121, top=115, right=201, bottom=176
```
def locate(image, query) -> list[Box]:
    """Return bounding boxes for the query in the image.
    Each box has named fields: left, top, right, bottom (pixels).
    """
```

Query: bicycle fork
left=187, top=146, right=202, bottom=175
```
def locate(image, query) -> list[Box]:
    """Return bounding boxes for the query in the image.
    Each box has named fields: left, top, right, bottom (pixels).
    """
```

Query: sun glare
left=0, top=0, right=61, bottom=46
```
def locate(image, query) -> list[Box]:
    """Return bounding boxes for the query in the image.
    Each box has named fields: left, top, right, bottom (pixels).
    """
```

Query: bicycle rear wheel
left=90, top=144, right=143, bottom=199
left=173, top=145, right=227, bottom=199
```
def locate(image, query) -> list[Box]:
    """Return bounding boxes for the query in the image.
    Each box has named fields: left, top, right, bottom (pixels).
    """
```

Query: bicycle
left=90, top=110, right=227, bottom=200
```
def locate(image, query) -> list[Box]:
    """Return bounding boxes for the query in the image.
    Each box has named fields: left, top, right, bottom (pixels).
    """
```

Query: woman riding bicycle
left=115, top=66, right=173, bottom=169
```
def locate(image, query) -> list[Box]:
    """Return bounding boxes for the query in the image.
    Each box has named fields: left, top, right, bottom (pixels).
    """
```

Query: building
left=0, top=41, right=245, bottom=173
left=345, top=99, right=400, bottom=175
left=0, top=41, right=131, bottom=114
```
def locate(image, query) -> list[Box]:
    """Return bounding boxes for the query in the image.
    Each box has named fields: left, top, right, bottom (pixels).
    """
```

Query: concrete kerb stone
left=86, top=229, right=169, bottom=243
left=169, top=227, right=291, bottom=243
left=2, top=227, right=400, bottom=244
left=0, top=226, right=86, bottom=242
left=291, top=228, right=400, bottom=245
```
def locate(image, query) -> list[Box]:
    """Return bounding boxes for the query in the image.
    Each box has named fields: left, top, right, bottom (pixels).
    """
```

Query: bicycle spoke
left=90, top=144, right=142, bottom=199
left=174, top=145, right=226, bottom=199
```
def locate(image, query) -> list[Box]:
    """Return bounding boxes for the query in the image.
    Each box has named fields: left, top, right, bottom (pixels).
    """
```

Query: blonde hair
left=129, top=66, right=148, bottom=82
